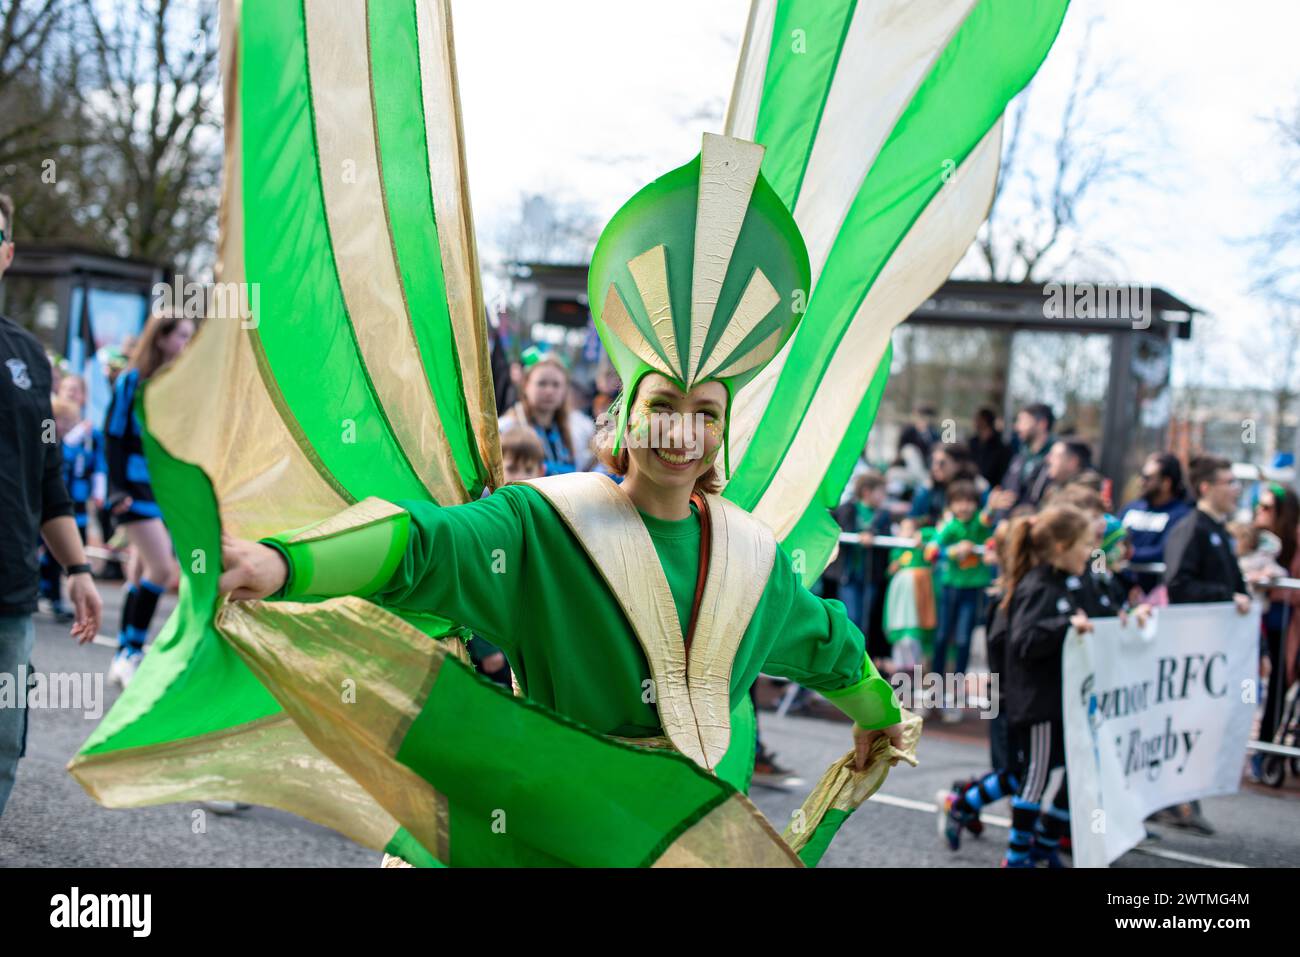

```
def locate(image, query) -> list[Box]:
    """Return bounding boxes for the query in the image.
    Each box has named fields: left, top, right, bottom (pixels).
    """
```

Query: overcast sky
left=451, top=0, right=1300, bottom=388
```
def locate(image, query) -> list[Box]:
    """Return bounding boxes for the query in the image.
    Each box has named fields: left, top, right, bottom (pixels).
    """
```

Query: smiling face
left=624, top=373, right=727, bottom=492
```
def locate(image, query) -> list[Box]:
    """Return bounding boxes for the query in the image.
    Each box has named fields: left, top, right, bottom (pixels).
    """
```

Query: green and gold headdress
left=589, top=133, right=811, bottom=476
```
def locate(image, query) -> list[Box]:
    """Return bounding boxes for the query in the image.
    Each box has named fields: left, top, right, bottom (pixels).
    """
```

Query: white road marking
left=867, top=792, right=1248, bottom=869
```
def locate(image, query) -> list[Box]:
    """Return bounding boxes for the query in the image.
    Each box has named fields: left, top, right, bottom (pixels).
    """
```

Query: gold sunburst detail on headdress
left=626, top=244, right=683, bottom=380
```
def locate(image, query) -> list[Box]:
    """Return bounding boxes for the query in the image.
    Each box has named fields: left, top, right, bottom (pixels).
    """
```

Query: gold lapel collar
left=688, top=492, right=777, bottom=766
left=523, top=473, right=776, bottom=771
left=523, top=473, right=703, bottom=765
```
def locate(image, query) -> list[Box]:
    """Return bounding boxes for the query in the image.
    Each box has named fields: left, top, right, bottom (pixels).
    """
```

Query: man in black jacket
left=1156, top=454, right=1249, bottom=835
left=0, top=193, right=103, bottom=817
left=1163, top=455, right=1250, bottom=613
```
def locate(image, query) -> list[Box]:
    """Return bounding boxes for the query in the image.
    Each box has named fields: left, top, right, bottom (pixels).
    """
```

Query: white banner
left=1063, top=603, right=1258, bottom=867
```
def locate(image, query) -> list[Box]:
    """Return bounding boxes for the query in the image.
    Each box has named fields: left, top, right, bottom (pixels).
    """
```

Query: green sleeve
left=760, top=550, right=902, bottom=730
left=262, top=488, right=530, bottom=657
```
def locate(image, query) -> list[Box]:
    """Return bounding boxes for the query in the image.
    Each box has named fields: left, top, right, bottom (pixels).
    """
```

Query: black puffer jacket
left=1004, top=564, right=1081, bottom=727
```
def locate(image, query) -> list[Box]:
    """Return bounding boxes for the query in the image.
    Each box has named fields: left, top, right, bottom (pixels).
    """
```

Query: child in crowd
left=925, top=479, right=993, bottom=719
left=940, top=505, right=1098, bottom=866
left=832, top=472, right=893, bottom=658
left=38, top=391, right=106, bottom=621
left=884, top=517, right=937, bottom=673
left=1046, top=483, right=1129, bottom=618
left=940, top=518, right=1016, bottom=850
left=1230, top=522, right=1286, bottom=590
left=998, top=505, right=1095, bottom=867
left=501, top=426, right=547, bottom=484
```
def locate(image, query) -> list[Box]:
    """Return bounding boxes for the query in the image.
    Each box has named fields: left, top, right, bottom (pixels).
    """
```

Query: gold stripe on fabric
left=67, top=712, right=400, bottom=854
left=287, top=496, right=405, bottom=543
left=781, top=710, right=922, bottom=857
left=303, top=0, right=467, bottom=507
left=414, top=0, right=503, bottom=490
left=216, top=595, right=452, bottom=862
left=521, top=473, right=705, bottom=767
left=653, top=793, right=802, bottom=867
left=687, top=494, right=777, bottom=766
left=144, top=0, right=351, bottom=539
left=600, top=283, right=678, bottom=382
left=753, top=121, right=1004, bottom=540
left=688, top=134, right=765, bottom=386
left=723, top=0, right=979, bottom=485
left=723, top=0, right=778, bottom=141
left=793, top=0, right=979, bottom=285
left=696, top=267, right=781, bottom=381
left=627, top=245, right=683, bottom=380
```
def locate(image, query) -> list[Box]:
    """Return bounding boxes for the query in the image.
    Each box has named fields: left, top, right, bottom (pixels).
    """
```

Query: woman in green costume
left=217, top=134, right=904, bottom=793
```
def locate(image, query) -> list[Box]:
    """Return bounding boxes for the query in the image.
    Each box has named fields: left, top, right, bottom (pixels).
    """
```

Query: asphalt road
left=2, top=583, right=1296, bottom=868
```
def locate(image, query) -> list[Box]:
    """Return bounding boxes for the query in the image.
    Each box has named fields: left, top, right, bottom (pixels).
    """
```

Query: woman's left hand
left=853, top=722, right=903, bottom=771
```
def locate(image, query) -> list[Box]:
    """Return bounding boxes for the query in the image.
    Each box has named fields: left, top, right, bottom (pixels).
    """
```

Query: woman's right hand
left=218, top=533, right=289, bottom=600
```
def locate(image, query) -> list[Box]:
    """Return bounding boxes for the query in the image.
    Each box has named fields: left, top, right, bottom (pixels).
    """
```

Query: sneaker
left=938, top=790, right=973, bottom=850
left=1000, top=855, right=1034, bottom=868
left=108, top=647, right=144, bottom=689
left=949, top=777, right=985, bottom=835
left=751, top=752, right=805, bottom=790
left=50, top=601, right=75, bottom=624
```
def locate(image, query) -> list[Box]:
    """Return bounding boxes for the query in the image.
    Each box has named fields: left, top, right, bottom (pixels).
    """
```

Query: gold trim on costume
left=67, top=712, right=401, bottom=854
left=688, top=493, right=777, bottom=766
left=696, top=267, right=781, bottom=381
left=216, top=596, right=454, bottom=864
left=287, top=496, right=405, bottom=543
left=688, top=133, right=765, bottom=385
left=303, top=0, right=467, bottom=508
left=627, top=245, right=683, bottom=380
left=600, top=283, right=678, bottom=382
left=781, top=709, right=922, bottom=857
left=144, top=0, right=353, bottom=540
left=522, top=473, right=775, bottom=771
left=415, top=0, right=504, bottom=491
left=654, top=793, right=802, bottom=867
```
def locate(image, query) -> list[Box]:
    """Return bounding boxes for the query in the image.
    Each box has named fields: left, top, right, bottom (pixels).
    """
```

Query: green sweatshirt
left=932, top=513, right=993, bottom=589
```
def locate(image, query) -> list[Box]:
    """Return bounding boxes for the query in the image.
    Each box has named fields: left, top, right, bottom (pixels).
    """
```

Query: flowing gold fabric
left=144, top=0, right=352, bottom=539
left=782, top=710, right=923, bottom=857
left=414, top=0, right=502, bottom=489
left=654, top=792, right=802, bottom=868
left=303, top=0, right=467, bottom=507
left=215, top=596, right=454, bottom=863
left=69, top=712, right=400, bottom=854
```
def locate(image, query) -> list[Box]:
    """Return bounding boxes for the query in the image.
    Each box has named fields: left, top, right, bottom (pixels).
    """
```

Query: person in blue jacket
left=1119, top=452, right=1191, bottom=599
left=103, top=312, right=194, bottom=687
